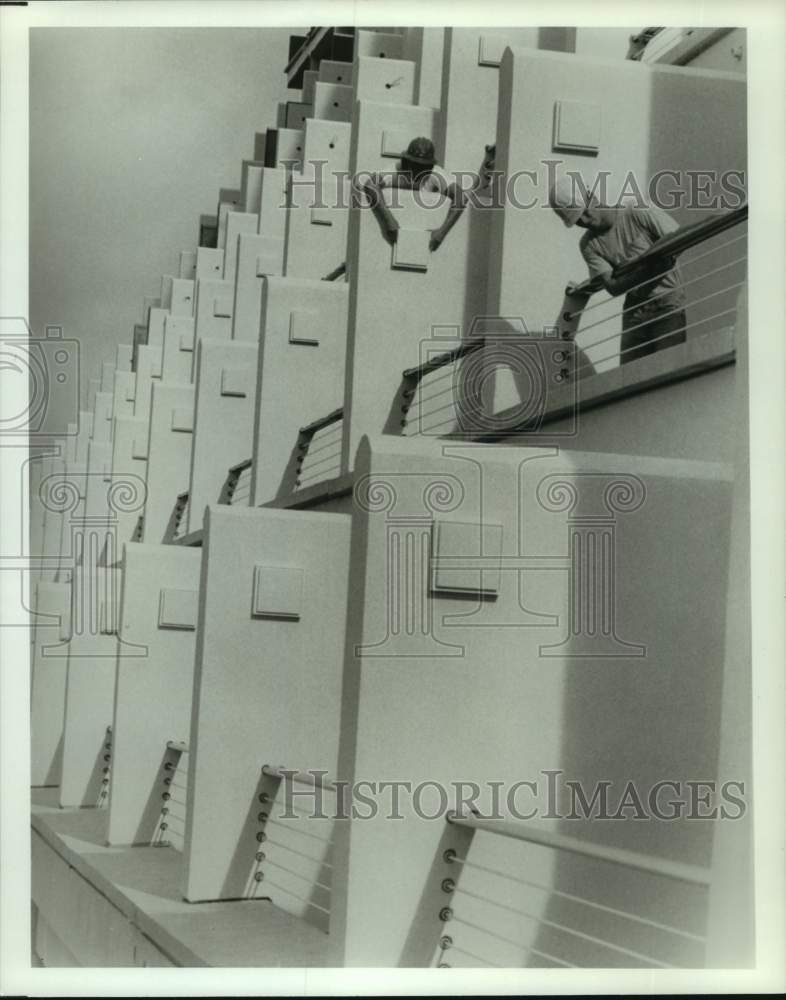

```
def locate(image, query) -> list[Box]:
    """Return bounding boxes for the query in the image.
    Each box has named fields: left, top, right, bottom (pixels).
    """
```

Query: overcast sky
left=29, top=27, right=296, bottom=431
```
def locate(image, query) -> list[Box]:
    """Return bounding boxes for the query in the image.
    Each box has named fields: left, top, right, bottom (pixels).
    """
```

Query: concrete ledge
left=31, top=791, right=332, bottom=967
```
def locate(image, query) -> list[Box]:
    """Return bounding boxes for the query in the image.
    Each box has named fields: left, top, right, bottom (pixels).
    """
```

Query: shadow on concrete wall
left=529, top=473, right=734, bottom=967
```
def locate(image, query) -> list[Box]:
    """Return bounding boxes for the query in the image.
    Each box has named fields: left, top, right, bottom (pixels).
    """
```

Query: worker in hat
left=549, top=176, right=687, bottom=365
left=361, top=136, right=453, bottom=244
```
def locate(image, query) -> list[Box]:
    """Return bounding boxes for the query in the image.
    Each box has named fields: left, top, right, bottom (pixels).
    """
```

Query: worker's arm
left=361, top=174, right=400, bottom=241
left=605, top=251, right=676, bottom=296
left=429, top=182, right=466, bottom=251
left=581, top=236, right=676, bottom=298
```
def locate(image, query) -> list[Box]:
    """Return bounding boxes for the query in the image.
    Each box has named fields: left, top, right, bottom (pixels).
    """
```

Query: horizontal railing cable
left=299, top=428, right=342, bottom=460
left=452, top=885, right=675, bottom=967
left=255, top=877, right=331, bottom=914
left=451, top=915, right=577, bottom=968
left=298, top=446, right=343, bottom=475
left=265, top=817, right=334, bottom=845
left=444, top=943, right=503, bottom=968
left=572, top=255, right=746, bottom=336
left=568, top=279, right=743, bottom=364
left=566, top=230, right=747, bottom=322
left=264, top=837, right=334, bottom=868
left=572, top=306, right=739, bottom=379
left=297, top=465, right=342, bottom=488
left=447, top=852, right=705, bottom=942
left=260, top=856, right=332, bottom=893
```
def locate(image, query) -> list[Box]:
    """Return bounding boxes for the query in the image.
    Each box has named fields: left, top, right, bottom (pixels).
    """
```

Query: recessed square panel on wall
left=255, top=238, right=284, bottom=277
left=552, top=100, right=601, bottom=155
left=132, top=436, right=148, bottom=460
left=310, top=206, right=334, bottom=227
left=478, top=34, right=508, bottom=67
left=212, top=294, right=233, bottom=319
left=431, top=520, right=503, bottom=596
left=392, top=229, right=429, bottom=272
left=220, top=367, right=252, bottom=398
left=289, top=311, right=321, bottom=346
left=170, top=407, right=194, bottom=433
left=251, top=565, right=303, bottom=620
left=158, top=588, right=198, bottom=630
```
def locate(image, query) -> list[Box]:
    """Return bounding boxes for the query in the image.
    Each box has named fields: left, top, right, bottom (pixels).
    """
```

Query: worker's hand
left=429, top=230, right=444, bottom=252
left=387, top=225, right=399, bottom=244
left=565, top=281, right=582, bottom=297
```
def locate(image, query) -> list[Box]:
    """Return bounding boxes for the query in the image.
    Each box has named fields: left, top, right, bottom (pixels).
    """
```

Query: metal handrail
left=284, top=26, right=329, bottom=78
left=446, top=811, right=711, bottom=887
left=298, top=406, right=343, bottom=439
left=261, top=765, right=336, bottom=793
left=569, top=204, right=747, bottom=298
left=322, top=262, right=347, bottom=281
left=402, top=338, right=486, bottom=382
left=218, top=458, right=253, bottom=504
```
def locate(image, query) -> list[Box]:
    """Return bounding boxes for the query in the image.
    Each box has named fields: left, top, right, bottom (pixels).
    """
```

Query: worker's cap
left=548, top=175, right=587, bottom=227
left=402, top=137, right=436, bottom=165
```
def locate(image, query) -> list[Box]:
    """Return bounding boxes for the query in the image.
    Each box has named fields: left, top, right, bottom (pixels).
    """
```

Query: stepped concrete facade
left=28, top=25, right=750, bottom=970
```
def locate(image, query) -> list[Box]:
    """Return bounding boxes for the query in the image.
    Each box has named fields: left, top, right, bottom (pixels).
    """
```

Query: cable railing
left=218, top=458, right=253, bottom=506
left=97, top=725, right=112, bottom=808
left=295, top=408, right=344, bottom=490
left=565, top=205, right=747, bottom=376
left=400, top=207, right=746, bottom=439
left=153, top=739, right=190, bottom=851
left=163, top=490, right=189, bottom=543
left=398, top=324, right=587, bottom=438
left=399, top=338, right=489, bottom=437
left=250, top=765, right=335, bottom=929
left=435, top=810, right=710, bottom=969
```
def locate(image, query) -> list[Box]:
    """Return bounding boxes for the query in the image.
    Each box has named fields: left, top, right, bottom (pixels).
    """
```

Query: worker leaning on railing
left=549, top=177, right=687, bottom=365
